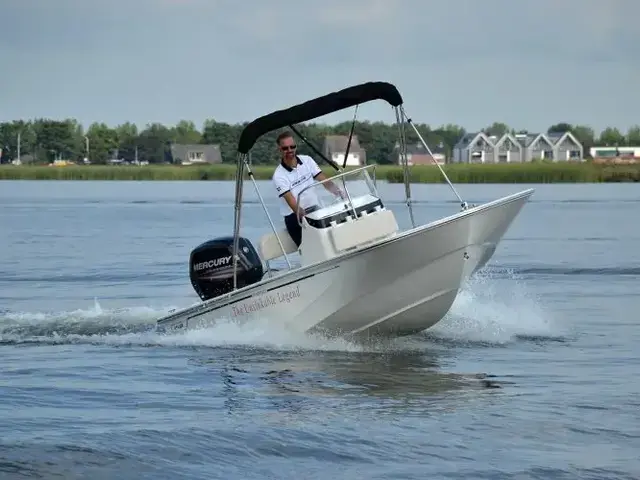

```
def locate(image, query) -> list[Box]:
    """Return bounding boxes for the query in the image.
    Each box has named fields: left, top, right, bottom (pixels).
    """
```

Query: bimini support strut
left=231, top=152, right=247, bottom=291
left=232, top=153, right=294, bottom=291
left=244, top=158, right=293, bottom=271
left=398, top=105, right=468, bottom=211
left=394, top=106, right=416, bottom=228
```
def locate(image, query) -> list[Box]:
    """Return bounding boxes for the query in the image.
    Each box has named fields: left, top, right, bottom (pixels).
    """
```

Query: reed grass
left=1, top=162, right=639, bottom=183
left=384, top=162, right=640, bottom=183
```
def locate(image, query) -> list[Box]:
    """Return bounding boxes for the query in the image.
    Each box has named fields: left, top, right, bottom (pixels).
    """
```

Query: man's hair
left=276, top=131, right=294, bottom=146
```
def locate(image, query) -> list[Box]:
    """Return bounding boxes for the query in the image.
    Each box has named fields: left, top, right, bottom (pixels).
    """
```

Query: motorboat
left=155, top=81, right=534, bottom=341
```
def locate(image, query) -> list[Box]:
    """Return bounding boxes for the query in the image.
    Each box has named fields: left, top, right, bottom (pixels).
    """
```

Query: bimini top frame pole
left=231, top=82, right=404, bottom=290
left=397, top=105, right=467, bottom=211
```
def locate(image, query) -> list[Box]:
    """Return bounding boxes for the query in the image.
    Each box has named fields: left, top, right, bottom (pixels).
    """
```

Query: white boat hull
left=156, top=188, right=533, bottom=340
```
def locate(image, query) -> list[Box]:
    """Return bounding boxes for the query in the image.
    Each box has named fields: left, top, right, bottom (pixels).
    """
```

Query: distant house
left=322, top=135, right=366, bottom=167
left=514, top=133, right=556, bottom=161
left=452, top=132, right=496, bottom=163
left=452, top=131, right=584, bottom=163
left=589, top=146, right=640, bottom=161
left=495, top=133, right=524, bottom=163
left=545, top=132, right=584, bottom=161
left=392, top=141, right=447, bottom=165
left=169, top=143, right=223, bottom=165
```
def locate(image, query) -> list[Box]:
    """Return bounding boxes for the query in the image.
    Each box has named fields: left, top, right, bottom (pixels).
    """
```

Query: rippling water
left=1, top=180, right=639, bottom=479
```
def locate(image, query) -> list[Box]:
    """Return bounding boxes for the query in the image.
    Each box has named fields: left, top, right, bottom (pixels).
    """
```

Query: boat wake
left=426, top=268, right=566, bottom=345
left=0, top=270, right=564, bottom=352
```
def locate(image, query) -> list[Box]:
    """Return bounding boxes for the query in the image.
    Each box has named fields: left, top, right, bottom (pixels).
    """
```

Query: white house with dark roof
left=495, top=133, right=524, bottom=163
left=451, top=132, right=496, bottom=163
left=514, top=132, right=556, bottom=161
left=452, top=130, right=583, bottom=163
left=168, top=143, right=223, bottom=165
left=322, top=135, right=366, bottom=166
left=545, top=132, right=584, bottom=161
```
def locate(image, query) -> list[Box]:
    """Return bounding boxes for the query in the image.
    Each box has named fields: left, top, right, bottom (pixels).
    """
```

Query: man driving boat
left=272, top=131, right=344, bottom=247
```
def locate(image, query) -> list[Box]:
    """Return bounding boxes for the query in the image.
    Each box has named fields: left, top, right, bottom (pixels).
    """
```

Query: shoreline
left=1, top=163, right=639, bottom=183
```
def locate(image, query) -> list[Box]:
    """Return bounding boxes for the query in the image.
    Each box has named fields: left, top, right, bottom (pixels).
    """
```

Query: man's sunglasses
left=280, top=145, right=297, bottom=151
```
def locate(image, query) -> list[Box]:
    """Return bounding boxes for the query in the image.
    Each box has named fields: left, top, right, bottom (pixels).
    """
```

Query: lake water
left=1, top=179, right=639, bottom=479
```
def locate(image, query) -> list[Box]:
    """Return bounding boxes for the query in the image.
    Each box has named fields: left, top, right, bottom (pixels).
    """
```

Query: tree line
left=0, top=118, right=638, bottom=165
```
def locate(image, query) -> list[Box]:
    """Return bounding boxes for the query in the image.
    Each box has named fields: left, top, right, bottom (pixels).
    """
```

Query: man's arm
left=314, top=171, right=345, bottom=198
left=274, top=173, right=303, bottom=217
left=308, top=156, right=345, bottom=198
left=281, top=191, right=304, bottom=219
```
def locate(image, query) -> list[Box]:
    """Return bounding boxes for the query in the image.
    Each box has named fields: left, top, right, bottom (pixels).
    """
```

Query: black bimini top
left=236, top=81, right=403, bottom=154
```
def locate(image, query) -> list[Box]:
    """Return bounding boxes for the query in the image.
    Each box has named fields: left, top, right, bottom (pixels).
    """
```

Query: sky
left=1, top=0, right=638, bottom=134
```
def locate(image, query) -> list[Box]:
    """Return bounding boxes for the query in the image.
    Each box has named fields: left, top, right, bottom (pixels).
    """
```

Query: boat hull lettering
left=231, top=285, right=301, bottom=317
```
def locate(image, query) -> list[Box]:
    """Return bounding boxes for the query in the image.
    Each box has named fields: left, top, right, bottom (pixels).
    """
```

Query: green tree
left=0, top=121, right=37, bottom=162
left=86, top=122, right=118, bottom=164
left=6, top=114, right=640, bottom=166
left=571, top=125, right=596, bottom=157
left=625, top=125, right=640, bottom=145
left=173, top=120, right=202, bottom=144
left=115, top=122, right=139, bottom=162
left=31, top=118, right=81, bottom=162
left=598, top=127, right=625, bottom=146
left=137, top=123, right=174, bottom=163
left=548, top=122, right=573, bottom=134
left=201, top=120, right=241, bottom=163
left=484, top=122, right=510, bottom=137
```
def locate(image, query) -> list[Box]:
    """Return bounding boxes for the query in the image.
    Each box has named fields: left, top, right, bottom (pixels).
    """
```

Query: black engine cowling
left=189, top=236, right=264, bottom=301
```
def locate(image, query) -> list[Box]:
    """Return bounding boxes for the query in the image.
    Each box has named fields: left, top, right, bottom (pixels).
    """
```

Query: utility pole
left=84, top=136, right=90, bottom=163
left=17, top=131, right=21, bottom=163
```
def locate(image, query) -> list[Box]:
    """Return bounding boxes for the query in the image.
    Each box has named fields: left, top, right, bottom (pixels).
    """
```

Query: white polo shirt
left=272, top=154, right=322, bottom=216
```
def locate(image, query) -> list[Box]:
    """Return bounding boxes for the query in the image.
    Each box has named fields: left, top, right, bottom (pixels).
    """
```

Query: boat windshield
left=296, top=165, right=382, bottom=227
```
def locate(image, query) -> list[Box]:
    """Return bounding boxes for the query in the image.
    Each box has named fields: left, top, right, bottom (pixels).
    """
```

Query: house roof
left=454, top=131, right=494, bottom=149
left=514, top=133, right=557, bottom=149
left=456, top=131, right=582, bottom=150
left=514, top=133, right=537, bottom=147
left=323, top=135, right=364, bottom=153
left=547, top=131, right=582, bottom=148
left=547, top=132, right=564, bottom=143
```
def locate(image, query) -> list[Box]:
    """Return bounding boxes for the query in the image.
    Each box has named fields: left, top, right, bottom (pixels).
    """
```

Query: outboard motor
left=189, top=236, right=264, bottom=301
